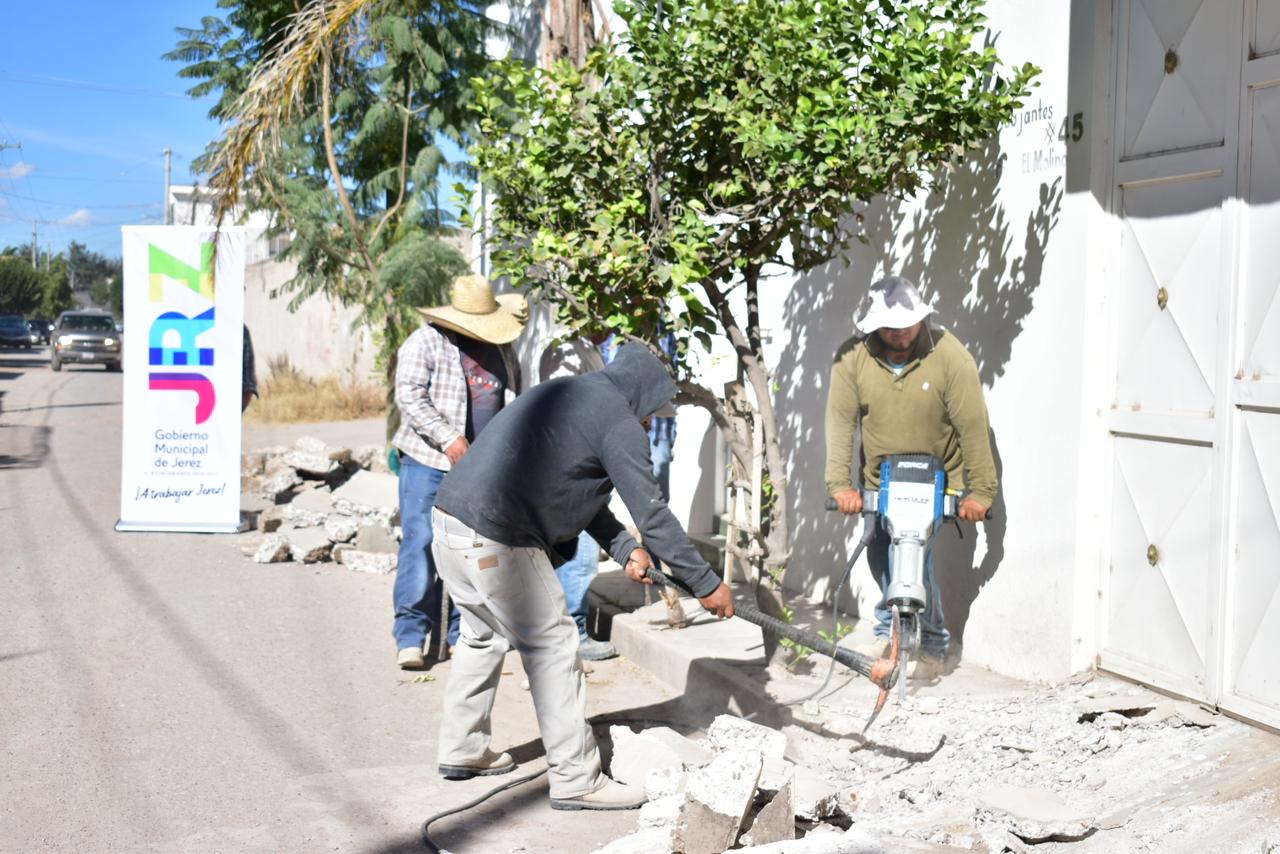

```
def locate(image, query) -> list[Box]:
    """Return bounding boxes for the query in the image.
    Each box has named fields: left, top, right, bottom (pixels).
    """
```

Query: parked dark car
left=51, top=310, right=121, bottom=371
left=30, top=317, right=53, bottom=344
left=0, top=314, right=34, bottom=348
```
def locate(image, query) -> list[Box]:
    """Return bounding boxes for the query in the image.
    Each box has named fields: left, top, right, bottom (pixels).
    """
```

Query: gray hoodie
left=434, top=344, right=721, bottom=598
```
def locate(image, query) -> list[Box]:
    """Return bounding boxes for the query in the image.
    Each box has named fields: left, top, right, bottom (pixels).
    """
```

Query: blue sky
left=0, top=1, right=223, bottom=257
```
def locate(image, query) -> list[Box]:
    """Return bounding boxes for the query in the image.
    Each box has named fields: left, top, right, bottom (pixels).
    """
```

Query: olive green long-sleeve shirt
left=824, top=327, right=998, bottom=508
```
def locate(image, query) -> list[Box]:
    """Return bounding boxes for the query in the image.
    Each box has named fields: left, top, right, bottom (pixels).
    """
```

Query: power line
left=0, top=72, right=190, bottom=99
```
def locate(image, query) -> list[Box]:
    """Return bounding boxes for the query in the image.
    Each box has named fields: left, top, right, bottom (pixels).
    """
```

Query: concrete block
left=593, top=827, right=674, bottom=854
left=332, top=470, right=399, bottom=516
left=609, top=726, right=683, bottom=787
left=707, top=715, right=787, bottom=764
left=672, top=749, right=762, bottom=854
left=338, top=549, right=397, bottom=575
left=261, top=469, right=301, bottom=501
left=258, top=505, right=284, bottom=533
left=282, top=488, right=334, bottom=528
left=241, top=450, right=268, bottom=476
left=294, top=436, right=328, bottom=453
left=759, top=756, right=794, bottom=791
left=282, top=450, right=338, bottom=478
left=644, top=766, right=687, bottom=801
left=793, top=768, right=841, bottom=821
left=253, top=534, right=291, bottom=563
left=353, top=444, right=383, bottom=470
left=739, top=777, right=795, bottom=847
left=355, top=523, right=399, bottom=554
left=638, top=794, right=683, bottom=829
left=324, top=514, right=359, bottom=543
left=284, top=526, right=333, bottom=563
left=644, top=727, right=714, bottom=769
left=326, top=446, right=353, bottom=464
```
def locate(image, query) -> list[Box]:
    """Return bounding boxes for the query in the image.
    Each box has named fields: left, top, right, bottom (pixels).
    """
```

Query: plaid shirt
left=392, top=324, right=521, bottom=470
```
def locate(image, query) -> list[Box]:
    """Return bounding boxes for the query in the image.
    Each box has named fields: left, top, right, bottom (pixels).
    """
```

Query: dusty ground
left=620, top=604, right=1280, bottom=852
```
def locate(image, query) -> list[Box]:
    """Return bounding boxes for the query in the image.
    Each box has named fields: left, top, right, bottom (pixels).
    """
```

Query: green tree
left=171, top=0, right=498, bottom=363
left=0, top=259, right=43, bottom=315
left=468, top=0, right=1036, bottom=623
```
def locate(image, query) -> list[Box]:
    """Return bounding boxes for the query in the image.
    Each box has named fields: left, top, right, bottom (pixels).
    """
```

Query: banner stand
left=116, top=227, right=247, bottom=534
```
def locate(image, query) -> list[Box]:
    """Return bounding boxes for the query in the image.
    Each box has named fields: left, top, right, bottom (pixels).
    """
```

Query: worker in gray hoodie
left=430, top=344, right=733, bottom=811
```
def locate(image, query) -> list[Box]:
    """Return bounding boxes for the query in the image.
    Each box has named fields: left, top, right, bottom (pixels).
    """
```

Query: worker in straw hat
left=390, top=273, right=527, bottom=670
left=824, top=275, right=998, bottom=680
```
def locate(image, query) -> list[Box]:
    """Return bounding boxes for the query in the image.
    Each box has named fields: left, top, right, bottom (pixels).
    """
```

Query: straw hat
left=417, top=274, right=528, bottom=345
left=854, top=276, right=935, bottom=334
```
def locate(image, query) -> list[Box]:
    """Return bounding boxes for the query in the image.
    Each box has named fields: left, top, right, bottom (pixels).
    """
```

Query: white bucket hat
left=417, top=274, right=528, bottom=345
left=854, top=276, right=935, bottom=335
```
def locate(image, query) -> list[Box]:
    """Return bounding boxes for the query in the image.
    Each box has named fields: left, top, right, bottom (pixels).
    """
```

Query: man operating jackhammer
left=825, top=276, right=998, bottom=679
left=429, top=343, right=734, bottom=811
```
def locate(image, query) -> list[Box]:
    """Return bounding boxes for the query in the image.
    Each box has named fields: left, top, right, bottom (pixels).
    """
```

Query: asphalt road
left=0, top=347, right=682, bottom=853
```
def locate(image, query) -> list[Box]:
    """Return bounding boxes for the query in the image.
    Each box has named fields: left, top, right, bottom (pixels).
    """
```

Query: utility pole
left=31, top=220, right=37, bottom=267
left=0, top=140, right=21, bottom=152
left=163, top=147, right=173, bottom=225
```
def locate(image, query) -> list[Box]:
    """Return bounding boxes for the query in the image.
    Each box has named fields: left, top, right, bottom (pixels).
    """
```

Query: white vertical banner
left=117, top=227, right=246, bottom=532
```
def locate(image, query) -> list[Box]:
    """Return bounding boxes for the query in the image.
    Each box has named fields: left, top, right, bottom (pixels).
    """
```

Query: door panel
left=1228, top=412, right=1280, bottom=708
left=1116, top=175, right=1225, bottom=415
left=1255, top=0, right=1280, bottom=58
left=1105, top=437, right=1215, bottom=691
left=1240, top=84, right=1280, bottom=382
left=1124, top=0, right=1232, bottom=158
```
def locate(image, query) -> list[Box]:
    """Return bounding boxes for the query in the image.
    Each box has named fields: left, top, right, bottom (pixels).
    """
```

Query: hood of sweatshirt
left=601, top=343, right=676, bottom=419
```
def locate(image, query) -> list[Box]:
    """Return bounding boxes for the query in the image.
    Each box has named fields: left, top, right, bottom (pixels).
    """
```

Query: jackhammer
left=645, top=453, right=961, bottom=730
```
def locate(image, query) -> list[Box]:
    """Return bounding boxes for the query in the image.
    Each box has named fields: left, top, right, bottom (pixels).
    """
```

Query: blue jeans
left=393, top=455, right=460, bottom=649
left=866, top=526, right=949, bottom=656
left=554, top=530, right=601, bottom=640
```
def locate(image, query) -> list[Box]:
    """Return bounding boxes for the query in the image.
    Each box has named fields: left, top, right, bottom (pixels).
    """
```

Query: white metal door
left=1102, top=0, right=1243, bottom=700
left=1222, top=2, right=1280, bottom=729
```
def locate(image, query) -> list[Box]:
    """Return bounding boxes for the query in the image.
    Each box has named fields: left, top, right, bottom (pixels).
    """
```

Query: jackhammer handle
left=641, top=568, right=898, bottom=690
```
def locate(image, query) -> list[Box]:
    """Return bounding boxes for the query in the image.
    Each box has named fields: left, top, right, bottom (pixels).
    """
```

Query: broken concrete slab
left=794, top=767, right=842, bottom=821
left=638, top=794, right=683, bottom=830
left=284, top=526, right=333, bottom=563
left=672, top=749, right=763, bottom=854
left=294, top=436, right=327, bottom=453
left=1075, top=694, right=1158, bottom=722
left=1144, top=699, right=1218, bottom=728
left=324, top=514, right=359, bottom=544
left=645, top=727, right=715, bottom=768
left=707, top=715, right=787, bottom=764
left=735, top=826, right=884, bottom=853
left=331, top=470, right=399, bottom=516
left=326, top=446, right=352, bottom=464
left=261, top=469, right=301, bottom=501
left=352, top=445, right=382, bottom=470
left=257, top=505, right=284, bottom=534
left=645, top=766, right=688, bottom=801
left=593, top=827, right=674, bottom=854
left=282, top=450, right=338, bottom=478
left=241, top=450, right=268, bottom=476
left=978, top=784, right=1094, bottom=843
left=337, top=549, right=396, bottom=574
left=739, top=777, right=795, bottom=847
left=609, top=726, right=684, bottom=787
left=253, top=534, right=291, bottom=563
left=355, top=523, right=399, bottom=554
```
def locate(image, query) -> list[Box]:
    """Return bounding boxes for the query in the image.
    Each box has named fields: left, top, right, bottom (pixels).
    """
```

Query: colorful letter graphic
left=147, top=241, right=218, bottom=424
left=148, top=374, right=216, bottom=425
left=149, top=309, right=215, bottom=367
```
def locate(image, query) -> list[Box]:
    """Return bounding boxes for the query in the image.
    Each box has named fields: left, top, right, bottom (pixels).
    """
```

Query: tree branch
left=320, top=50, right=378, bottom=280
left=369, top=81, right=413, bottom=247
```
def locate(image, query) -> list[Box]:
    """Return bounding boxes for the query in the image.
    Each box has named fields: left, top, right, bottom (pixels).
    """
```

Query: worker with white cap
left=823, top=275, right=998, bottom=678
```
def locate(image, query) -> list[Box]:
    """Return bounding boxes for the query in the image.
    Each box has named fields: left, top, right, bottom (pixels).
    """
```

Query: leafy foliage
left=170, top=0, right=494, bottom=362
left=0, top=260, right=44, bottom=315
left=468, top=0, right=1036, bottom=582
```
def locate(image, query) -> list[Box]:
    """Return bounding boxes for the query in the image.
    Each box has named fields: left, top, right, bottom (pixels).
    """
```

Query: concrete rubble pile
left=238, top=436, right=401, bottom=574
left=597, top=715, right=868, bottom=854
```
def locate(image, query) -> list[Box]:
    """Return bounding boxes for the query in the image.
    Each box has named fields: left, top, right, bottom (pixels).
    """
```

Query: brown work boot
left=438, top=750, right=516, bottom=781
left=550, top=778, right=647, bottom=811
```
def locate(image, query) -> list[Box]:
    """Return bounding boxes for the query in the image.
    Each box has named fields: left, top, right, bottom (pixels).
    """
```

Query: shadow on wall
left=776, top=138, right=1062, bottom=651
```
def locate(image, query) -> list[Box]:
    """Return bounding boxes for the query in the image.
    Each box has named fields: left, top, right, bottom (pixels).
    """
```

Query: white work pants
left=430, top=508, right=603, bottom=798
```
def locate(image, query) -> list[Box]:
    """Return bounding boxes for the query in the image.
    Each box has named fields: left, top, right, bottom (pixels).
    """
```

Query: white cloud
left=57, top=208, right=94, bottom=226
left=0, top=161, right=35, bottom=180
